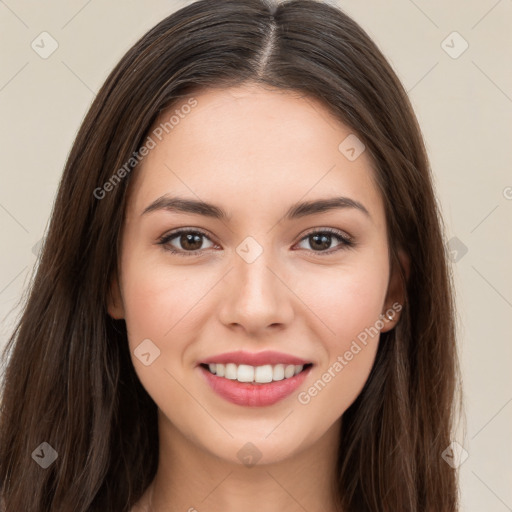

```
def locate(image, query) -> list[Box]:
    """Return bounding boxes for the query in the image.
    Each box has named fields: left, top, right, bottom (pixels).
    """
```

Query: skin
left=108, top=83, right=408, bottom=512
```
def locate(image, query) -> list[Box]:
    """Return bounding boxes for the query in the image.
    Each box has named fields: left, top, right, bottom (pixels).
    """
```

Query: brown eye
left=158, top=229, right=215, bottom=256
left=295, top=229, right=354, bottom=254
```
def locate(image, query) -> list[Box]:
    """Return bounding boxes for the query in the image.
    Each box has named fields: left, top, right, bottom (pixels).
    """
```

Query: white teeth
left=237, top=364, right=254, bottom=382
left=225, top=363, right=237, bottom=380
left=284, top=365, right=295, bottom=378
left=272, top=364, right=285, bottom=381
left=216, top=363, right=225, bottom=377
left=205, top=362, right=307, bottom=383
left=255, top=365, right=273, bottom=383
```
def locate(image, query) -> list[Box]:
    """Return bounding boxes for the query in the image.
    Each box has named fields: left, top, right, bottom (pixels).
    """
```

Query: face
left=108, top=84, right=406, bottom=466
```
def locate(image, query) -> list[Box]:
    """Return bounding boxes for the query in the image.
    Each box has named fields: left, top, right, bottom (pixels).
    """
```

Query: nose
left=217, top=244, right=294, bottom=336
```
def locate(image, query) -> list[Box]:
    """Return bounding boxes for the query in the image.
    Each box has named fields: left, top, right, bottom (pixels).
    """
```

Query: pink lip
left=199, top=350, right=311, bottom=366
left=198, top=364, right=312, bottom=407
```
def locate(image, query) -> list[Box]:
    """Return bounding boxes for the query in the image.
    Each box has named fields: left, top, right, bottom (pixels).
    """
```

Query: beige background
left=1, top=0, right=511, bottom=510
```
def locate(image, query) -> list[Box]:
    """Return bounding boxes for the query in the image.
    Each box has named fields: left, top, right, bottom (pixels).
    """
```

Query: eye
left=157, top=228, right=217, bottom=257
left=157, top=227, right=354, bottom=257
left=294, top=228, right=354, bottom=255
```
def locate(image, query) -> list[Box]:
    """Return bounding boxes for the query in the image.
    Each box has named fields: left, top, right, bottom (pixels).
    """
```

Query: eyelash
left=157, top=227, right=355, bottom=257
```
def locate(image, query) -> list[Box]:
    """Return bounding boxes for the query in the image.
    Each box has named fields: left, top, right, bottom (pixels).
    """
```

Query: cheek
left=121, top=269, right=178, bottom=343
left=292, top=257, right=388, bottom=415
left=295, top=256, right=389, bottom=347
left=119, top=246, right=213, bottom=344
left=119, top=260, right=207, bottom=410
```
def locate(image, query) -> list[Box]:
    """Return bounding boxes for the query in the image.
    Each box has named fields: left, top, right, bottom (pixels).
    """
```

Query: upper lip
left=199, top=350, right=312, bottom=366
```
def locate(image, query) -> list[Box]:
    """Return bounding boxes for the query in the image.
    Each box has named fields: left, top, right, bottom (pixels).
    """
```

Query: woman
left=0, top=0, right=461, bottom=510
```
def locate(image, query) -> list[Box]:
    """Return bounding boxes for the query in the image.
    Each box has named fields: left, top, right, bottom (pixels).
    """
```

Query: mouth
left=199, top=362, right=314, bottom=384
left=197, top=361, right=314, bottom=407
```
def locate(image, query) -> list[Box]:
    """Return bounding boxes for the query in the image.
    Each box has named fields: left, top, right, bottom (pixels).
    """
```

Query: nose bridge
left=219, top=234, right=292, bottom=331
left=234, top=235, right=281, bottom=302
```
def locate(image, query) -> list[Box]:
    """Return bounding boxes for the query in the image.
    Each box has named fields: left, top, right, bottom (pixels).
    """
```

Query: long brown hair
left=0, top=0, right=461, bottom=510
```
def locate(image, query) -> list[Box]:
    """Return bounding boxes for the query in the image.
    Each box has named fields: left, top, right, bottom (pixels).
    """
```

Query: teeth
left=254, top=365, right=273, bottom=383
left=273, top=364, right=285, bottom=381
left=225, top=363, right=237, bottom=380
left=205, top=362, right=306, bottom=383
left=237, top=364, right=255, bottom=382
left=284, top=365, right=295, bottom=378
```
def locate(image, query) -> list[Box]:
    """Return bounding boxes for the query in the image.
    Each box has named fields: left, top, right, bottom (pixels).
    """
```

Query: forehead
left=158, top=84, right=355, bottom=162
left=127, top=84, right=385, bottom=228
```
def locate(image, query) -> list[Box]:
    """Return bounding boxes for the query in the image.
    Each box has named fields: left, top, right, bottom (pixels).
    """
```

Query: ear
left=107, top=273, right=125, bottom=319
left=380, top=248, right=409, bottom=332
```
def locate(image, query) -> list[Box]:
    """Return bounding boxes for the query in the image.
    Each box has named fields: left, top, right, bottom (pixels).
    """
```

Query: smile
left=198, top=362, right=313, bottom=407
left=201, top=362, right=312, bottom=384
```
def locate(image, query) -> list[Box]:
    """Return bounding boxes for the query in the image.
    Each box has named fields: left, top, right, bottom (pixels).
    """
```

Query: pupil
left=311, top=233, right=331, bottom=251
left=182, top=233, right=202, bottom=250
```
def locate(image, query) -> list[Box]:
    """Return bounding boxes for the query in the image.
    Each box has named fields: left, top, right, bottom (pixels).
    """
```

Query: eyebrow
left=141, top=195, right=371, bottom=221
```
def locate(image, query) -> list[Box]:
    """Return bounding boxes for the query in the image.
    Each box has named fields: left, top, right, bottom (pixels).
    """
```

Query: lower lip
left=198, top=365, right=312, bottom=407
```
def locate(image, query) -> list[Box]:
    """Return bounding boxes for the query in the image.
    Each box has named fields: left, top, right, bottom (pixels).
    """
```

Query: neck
left=136, top=412, right=342, bottom=512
